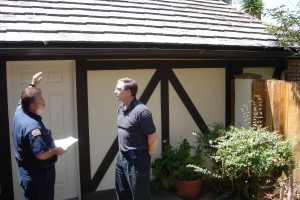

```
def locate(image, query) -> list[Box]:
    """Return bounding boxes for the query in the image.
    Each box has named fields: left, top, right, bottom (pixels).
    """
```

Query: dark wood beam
left=76, top=60, right=93, bottom=197
left=0, top=59, right=14, bottom=200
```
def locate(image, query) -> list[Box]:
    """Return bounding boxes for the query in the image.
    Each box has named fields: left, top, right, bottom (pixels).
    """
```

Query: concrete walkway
left=85, top=185, right=219, bottom=200
left=152, top=190, right=218, bottom=200
left=152, top=186, right=219, bottom=200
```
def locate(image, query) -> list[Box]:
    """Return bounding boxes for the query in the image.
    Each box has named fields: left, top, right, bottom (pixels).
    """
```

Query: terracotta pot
left=175, top=177, right=202, bottom=199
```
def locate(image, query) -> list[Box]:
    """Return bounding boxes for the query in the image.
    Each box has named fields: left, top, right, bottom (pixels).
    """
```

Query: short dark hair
left=118, top=78, right=138, bottom=97
left=21, top=87, right=42, bottom=111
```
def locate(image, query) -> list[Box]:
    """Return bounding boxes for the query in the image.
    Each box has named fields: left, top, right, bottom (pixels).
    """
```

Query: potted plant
left=152, top=138, right=212, bottom=198
left=172, top=139, right=204, bottom=199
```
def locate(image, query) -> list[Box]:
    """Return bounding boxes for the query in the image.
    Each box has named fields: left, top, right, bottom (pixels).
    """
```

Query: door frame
left=0, top=60, right=14, bottom=200
left=3, top=60, right=80, bottom=200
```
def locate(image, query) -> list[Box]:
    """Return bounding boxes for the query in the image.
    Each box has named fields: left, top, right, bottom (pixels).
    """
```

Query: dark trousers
left=18, top=166, right=56, bottom=200
left=115, top=151, right=151, bottom=200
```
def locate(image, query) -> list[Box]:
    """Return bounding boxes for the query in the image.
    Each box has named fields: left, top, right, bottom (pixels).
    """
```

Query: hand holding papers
left=54, top=136, right=78, bottom=150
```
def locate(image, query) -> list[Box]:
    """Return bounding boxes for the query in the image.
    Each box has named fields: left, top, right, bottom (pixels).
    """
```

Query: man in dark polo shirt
left=114, top=77, right=158, bottom=200
left=12, top=72, right=65, bottom=200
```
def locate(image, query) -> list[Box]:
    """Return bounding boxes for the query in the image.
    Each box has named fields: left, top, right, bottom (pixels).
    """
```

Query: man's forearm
left=148, top=132, right=158, bottom=157
left=36, top=147, right=65, bottom=160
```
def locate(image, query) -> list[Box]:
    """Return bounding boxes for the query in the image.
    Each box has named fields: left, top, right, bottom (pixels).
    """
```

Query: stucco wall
left=88, top=69, right=160, bottom=190
left=87, top=68, right=226, bottom=191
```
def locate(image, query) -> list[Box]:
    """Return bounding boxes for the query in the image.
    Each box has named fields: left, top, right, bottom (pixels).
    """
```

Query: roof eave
left=0, top=42, right=296, bottom=60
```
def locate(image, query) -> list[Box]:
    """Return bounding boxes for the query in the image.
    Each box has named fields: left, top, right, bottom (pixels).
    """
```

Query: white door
left=7, top=60, right=80, bottom=200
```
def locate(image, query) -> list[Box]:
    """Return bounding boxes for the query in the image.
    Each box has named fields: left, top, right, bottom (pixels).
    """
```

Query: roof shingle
left=0, top=0, right=276, bottom=47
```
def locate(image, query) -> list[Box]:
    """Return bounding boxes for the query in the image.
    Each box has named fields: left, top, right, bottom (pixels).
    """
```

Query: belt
left=18, top=163, right=55, bottom=169
left=120, top=148, right=148, bottom=159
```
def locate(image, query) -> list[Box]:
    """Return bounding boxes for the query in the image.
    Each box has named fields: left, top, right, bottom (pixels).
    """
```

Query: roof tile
left=0, top=0, right=277, bottom=47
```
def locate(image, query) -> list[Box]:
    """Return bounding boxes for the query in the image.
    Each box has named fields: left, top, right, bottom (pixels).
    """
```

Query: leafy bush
left=191, top=122, right=295, bottom=199
left=172, top=139, right=204, bottom=181
left=191, top=94, right=296, bottom=198
left=151, top=143, right=175, bottom=191
left=212, top=125, right=295, bottom=199
left=155, top=95, right=296, bottom=198
left=193, top=122, right=227, bottom=158
left=151, top=139, right=208, bottom=191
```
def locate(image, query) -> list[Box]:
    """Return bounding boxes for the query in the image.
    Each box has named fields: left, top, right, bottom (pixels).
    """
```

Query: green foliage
left=151, top=139, right=209, bottom=191
left=213, top=126, right=295, bottom=177
left=151, top=144, right=174, bottom=191
left=240, top=0, right=263, bottom=19
left=153, top=96, right=296, bottom=198
left=191, top=96, right=296, bottom=199
left=212, top=125, right=295, bottom=199
left=193, top=122, right=227, bottom=157
left=172, top=139, right=204, bottom=181
left=265, top=4, right=300, bottom=55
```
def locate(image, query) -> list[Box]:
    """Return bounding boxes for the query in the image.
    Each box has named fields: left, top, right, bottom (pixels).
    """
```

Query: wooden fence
left=252, top=80, right=300, bottom=182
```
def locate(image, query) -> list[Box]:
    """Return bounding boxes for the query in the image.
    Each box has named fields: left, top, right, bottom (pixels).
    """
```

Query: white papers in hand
left=54, top=136, right=78, bottom=150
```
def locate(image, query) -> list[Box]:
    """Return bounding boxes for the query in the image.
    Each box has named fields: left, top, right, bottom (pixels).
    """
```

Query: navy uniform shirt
left=12, top=105, right=57, bottom=168
left=117, top=98, right=156, bottom=152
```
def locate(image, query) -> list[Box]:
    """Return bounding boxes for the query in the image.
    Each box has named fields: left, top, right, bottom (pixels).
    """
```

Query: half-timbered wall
left=76, top=60, right=232, bottom=197
left=1, top=58, right=283, bottom=199
left=76, top=60, right=281, bottom=198
left=86, top=68, right=226, bottom=191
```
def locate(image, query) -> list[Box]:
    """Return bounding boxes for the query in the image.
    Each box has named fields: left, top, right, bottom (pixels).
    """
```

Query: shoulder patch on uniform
left=31, top=129, right=42, bottom=137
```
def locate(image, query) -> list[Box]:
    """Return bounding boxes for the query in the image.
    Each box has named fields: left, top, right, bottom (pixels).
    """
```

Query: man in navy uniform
left=114, top=77, right=158, bottom=200
left=12, top=72, right=65, bottom=200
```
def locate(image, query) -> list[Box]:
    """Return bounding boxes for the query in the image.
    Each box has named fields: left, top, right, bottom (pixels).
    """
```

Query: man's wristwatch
left=29, top=83, right=36, bottom=87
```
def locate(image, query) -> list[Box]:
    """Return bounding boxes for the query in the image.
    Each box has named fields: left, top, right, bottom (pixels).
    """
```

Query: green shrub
left=192, top=122, right=295, bottom=199
left=151, top=142, right=175, bottom=191
left=151, top=139, right=209, bottom=191
left=193, top=122, right=227, bottom=158
left=191, top=95, right=296, bottom=199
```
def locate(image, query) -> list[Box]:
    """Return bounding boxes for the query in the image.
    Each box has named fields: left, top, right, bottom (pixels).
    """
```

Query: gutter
left=0, top=47, right=297, bottom=60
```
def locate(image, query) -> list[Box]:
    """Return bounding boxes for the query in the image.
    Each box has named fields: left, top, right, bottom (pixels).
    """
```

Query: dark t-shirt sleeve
left=138, top=109, right=156, bottom=135
left=29, top=128, right=50, bottom=156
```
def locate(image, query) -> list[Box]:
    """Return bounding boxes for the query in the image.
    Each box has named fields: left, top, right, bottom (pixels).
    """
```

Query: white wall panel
left=87, top=69, right=161, bottom=190
left=170, top=68, right=226, bottom=148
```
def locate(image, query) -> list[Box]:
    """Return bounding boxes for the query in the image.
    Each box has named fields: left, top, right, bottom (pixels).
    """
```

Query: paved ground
left=84, top=184, right=220, bottom=200
left=90, top=189, right=219, bottom=200
left=152, top=185, right=220, bottom=200
left=152, top=190, right=219, bottom=200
